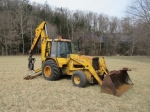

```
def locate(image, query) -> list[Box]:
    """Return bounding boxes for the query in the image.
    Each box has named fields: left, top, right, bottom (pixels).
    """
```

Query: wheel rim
left=74, top=75, right=80, bottom=84
left=44, top=66, right=51, bottom=78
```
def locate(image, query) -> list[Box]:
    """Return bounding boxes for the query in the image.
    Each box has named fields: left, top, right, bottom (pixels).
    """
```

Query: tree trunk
left=9, top=45, right=11, bottom=55
left=21, top=15, right=24, bottom=54
left=99, top=33, right=103, bottom=55
left=59, top=25, right=61, bottom=34
left=71, top=24, right=74, bottom=40
left=131, top=38, right=134, bottom=56
left=2, top=46, right=4, bottom=56
left=5, top=36, right=8, bottom=55
left=67, top=21, right=70, bottom=39
left=30, top=21, right=33, bottom=46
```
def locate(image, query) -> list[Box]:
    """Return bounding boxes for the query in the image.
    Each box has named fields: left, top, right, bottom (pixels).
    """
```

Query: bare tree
left=0, top=0, right=19, bottom=55
left=127, top=0, right=150, bottom=55
left=127, top=0, right=150, bottom=28
left=10, top=0, right=31, bottom=54
left=107, top=17, right=120, bottom=55
left=98, top=14, right=109, bottom=53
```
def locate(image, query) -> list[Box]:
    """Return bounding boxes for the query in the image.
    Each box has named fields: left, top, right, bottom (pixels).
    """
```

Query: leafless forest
left=0, top=0, right=150, bottom=56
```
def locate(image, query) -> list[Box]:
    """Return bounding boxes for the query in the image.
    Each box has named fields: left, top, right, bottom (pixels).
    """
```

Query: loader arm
left=28, top=21, right=49, bottom=70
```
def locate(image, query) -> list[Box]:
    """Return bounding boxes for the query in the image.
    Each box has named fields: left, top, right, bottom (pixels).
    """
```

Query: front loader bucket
left=101, top=68, right=133, bottom=97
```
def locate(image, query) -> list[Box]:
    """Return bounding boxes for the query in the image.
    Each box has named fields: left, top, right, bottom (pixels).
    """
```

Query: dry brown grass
left=0, top=56, right=150, bottom=112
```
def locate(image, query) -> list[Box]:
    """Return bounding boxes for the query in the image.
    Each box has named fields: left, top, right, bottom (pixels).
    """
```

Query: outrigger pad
left=101, top=68, right=133, bottom=97
left=24, top=75, right=35, bottom=80
left=24, top=73, right=42, bottom=80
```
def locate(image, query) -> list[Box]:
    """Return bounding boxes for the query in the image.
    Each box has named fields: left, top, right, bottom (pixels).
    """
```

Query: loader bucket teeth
left=101, top=68, right=133, bottom=97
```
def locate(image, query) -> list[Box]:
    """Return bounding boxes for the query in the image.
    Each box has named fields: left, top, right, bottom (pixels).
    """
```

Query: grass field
left=0, top=56, right=150, bottom=112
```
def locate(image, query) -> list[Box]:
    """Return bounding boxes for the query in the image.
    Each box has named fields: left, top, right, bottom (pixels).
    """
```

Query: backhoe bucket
left=24, top=74, right=40, bottom=80
left=24, top=73, right=42, bottom=80
left=101, top=68, right=133, bottom=96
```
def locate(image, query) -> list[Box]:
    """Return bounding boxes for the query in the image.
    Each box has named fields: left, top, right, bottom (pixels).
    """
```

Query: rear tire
left=71, top=70, right=87, bottom=87
left=42, top=60, right=60, bottom=81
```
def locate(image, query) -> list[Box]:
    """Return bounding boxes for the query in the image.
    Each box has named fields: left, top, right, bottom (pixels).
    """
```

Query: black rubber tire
left=71, top=70, right=87, bottom=87
left=42, top=60, right=60, bottom=81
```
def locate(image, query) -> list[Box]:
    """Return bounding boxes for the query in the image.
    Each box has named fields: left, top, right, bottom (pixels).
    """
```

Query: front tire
left=71, top=70, right=87, bottom=87
left=42, top=60, right=60, bottom=81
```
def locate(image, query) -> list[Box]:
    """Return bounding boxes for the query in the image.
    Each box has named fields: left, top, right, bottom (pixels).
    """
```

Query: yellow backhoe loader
left=24, top=21, right=133, bottom=96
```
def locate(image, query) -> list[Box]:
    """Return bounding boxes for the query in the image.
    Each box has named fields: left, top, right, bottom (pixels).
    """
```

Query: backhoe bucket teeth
left=101, top=68, right=133, bottom=96
left=24, top=68, right=42, bottom=80
left=24, top=72, right=42, bottom=80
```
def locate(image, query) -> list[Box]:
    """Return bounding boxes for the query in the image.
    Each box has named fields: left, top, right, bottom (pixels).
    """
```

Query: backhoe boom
left=28, top=21, right=49, bottom=70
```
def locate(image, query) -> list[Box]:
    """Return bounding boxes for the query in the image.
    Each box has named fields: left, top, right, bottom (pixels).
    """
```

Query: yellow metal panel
left=56, top=58, right=69, bottom=67
left=99, top=57, right=108, bottom=75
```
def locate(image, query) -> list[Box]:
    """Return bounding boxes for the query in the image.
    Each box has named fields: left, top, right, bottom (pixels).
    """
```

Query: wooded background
left=0, top=0, right=150, bottom=56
